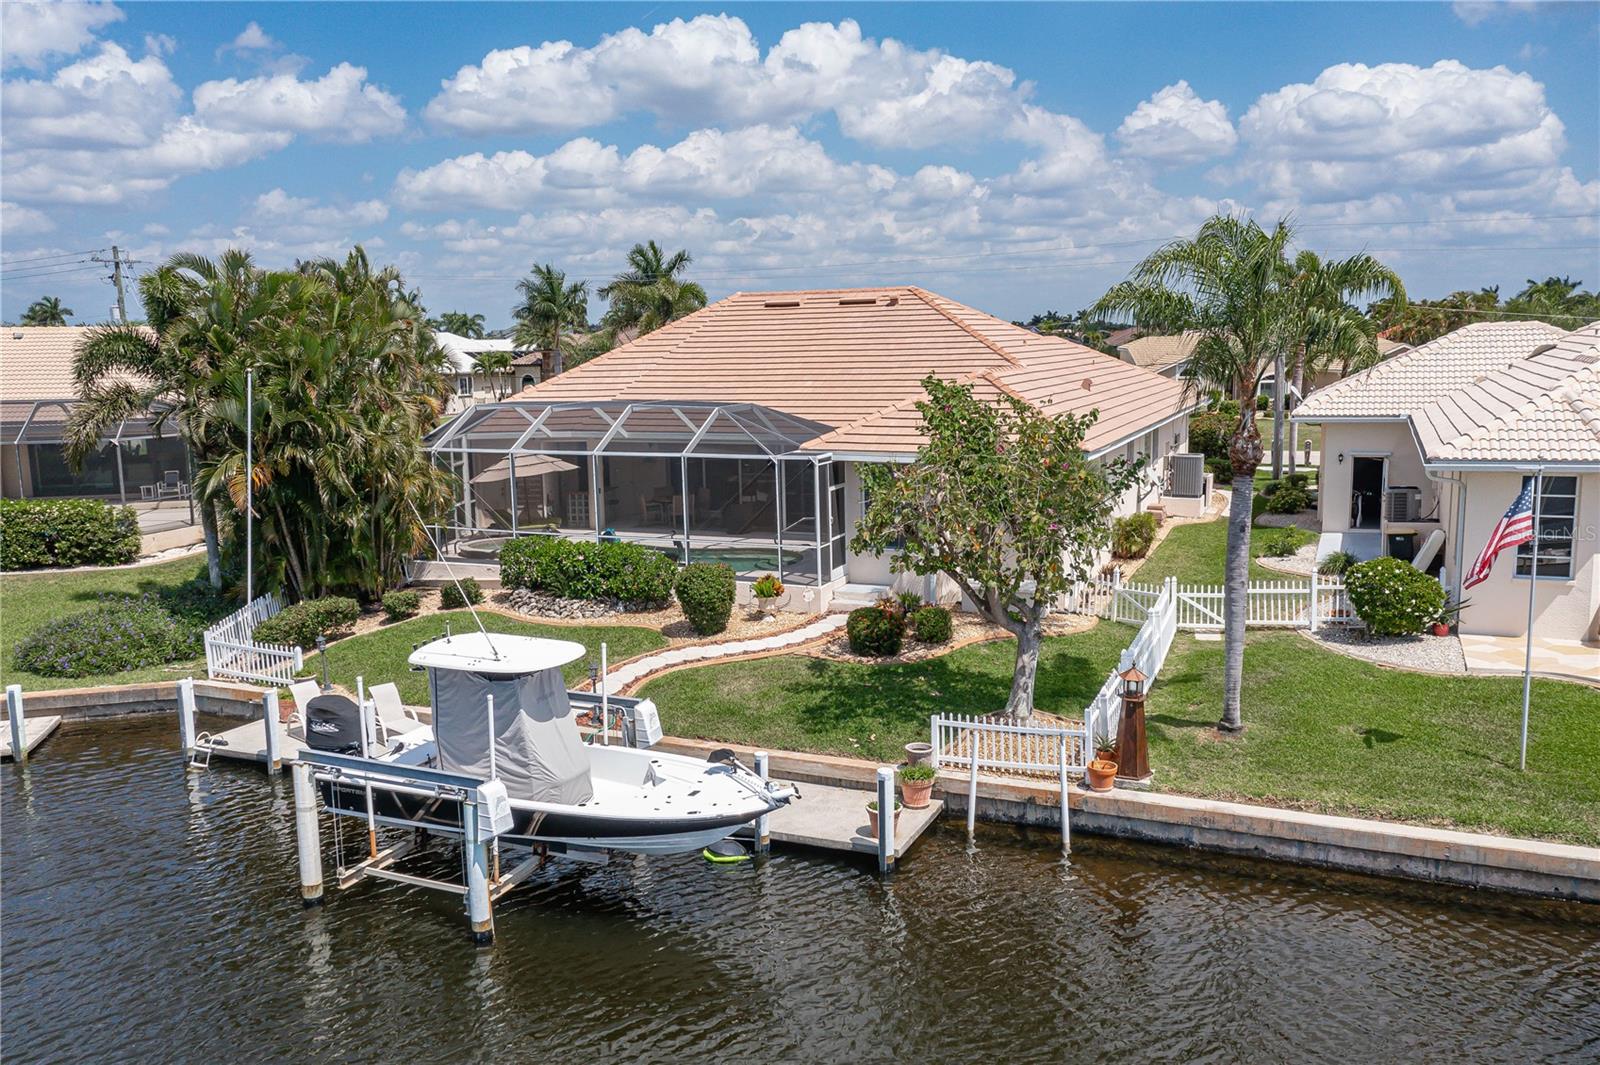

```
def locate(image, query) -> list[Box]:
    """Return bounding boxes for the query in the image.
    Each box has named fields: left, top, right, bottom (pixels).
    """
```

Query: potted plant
left=898, top=762, right=936, bottom=809
left=1086, top=728, right=1118, bottom=792
left=865, top=798, right=903, bottom=839
left=1431, top=597, right=1470, bottom=637
left=751, top=573, right=784, bottom=614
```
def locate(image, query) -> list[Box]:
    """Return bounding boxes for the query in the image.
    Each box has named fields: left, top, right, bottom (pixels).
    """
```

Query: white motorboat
left=309, top=630, right=795, bottom=858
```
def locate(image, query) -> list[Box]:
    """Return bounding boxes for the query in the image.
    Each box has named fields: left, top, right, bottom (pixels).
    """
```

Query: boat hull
left=319, top=779, right=761, bottom=857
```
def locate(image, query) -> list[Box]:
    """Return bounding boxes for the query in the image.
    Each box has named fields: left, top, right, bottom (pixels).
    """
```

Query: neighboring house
left=427, top=286, right=1206, bottom=609
left=436, top=332, right=540, bottom=413
left=0, top=325, right=192, bottom=502
left=1258, top=335, right=1414, bottom=403
left=1294, top=320, right=1599, bottom=644
left=1115, top=331, right=1199, bottom=379
left=1101, top=326, right=1141, bottom=349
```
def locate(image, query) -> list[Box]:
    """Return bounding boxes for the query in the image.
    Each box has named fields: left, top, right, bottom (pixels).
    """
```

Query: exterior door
left=828, top=462, right=847, bottom=580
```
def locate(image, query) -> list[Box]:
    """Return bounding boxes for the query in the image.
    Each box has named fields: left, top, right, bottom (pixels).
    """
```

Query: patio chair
left=368, top=681, right=427, bottom=735
left=285, top=679, right=323, bottom=739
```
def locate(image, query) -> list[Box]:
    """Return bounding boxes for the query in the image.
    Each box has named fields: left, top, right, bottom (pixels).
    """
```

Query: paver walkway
left=607, top=613, right=847, bottom=690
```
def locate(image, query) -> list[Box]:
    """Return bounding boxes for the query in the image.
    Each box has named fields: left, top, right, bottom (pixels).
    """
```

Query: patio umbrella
left=470, top=454, right=577, bottom=484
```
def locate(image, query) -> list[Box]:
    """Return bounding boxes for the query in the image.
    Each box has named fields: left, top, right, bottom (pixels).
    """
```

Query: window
left=1515, top=475, right=1577, bottom=579
left=456, top=376, right=473, bottom=396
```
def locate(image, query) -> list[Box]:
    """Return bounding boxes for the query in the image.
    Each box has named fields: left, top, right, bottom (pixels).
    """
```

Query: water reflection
left=2, top=718, right=1597, bottom=1064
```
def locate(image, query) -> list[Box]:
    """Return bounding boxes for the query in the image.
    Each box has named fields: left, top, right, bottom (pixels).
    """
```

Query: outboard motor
left=304, top=693, right=363, bottom=754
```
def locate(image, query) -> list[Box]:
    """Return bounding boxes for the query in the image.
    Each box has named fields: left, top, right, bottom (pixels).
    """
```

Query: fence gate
left=203, top=593, right=305, bottom=685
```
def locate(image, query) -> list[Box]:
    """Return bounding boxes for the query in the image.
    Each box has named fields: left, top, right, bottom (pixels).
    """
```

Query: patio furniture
left=155, top=469, right=189, bottom=500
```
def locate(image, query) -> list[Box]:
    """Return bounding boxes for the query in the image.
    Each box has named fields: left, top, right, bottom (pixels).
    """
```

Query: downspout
left=1424, top=466, right=1468, bottom=601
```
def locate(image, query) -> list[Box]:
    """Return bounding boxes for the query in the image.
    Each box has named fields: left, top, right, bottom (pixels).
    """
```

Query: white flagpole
left=1519, top=467, right=1542, bottom=772
left=245, top=367, right=254, bottom=605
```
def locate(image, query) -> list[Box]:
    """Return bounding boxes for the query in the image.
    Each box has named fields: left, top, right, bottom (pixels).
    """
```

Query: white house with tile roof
left=1295, top=320, right=1600, bottom=649
left=425, top=286, right=1206, bottom=610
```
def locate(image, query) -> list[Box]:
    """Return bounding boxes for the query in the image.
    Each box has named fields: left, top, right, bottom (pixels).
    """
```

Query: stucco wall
left=1456, top=471, right=1598, bottom=641
left=1315, top=421, right=1431, bottom=533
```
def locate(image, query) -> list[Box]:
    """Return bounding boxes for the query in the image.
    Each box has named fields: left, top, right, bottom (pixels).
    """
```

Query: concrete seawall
left=15, top=680, right=267, bottom=721
left=653, top=736, right=1600, bottom=903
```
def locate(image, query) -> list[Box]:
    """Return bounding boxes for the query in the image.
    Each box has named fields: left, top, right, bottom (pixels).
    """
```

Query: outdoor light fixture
left=1116, top=659, right=1152, bottom=785
left=1337, top=452, right=1345, bottom=465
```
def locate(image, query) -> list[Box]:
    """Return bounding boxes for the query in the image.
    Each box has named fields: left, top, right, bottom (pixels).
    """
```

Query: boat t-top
left=306, top=629, right=795, bottom=860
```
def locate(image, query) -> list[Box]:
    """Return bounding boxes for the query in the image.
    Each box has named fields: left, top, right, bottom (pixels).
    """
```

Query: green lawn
left=640, top=623, right=1135, bottom=762
left=1131, top=516, right=1313, bottom=586
left=305, top=610, right=668, bottom=704
left=1149, top=632, right=1600, bottom=842
left=1257, top=415, right=1321, bottom=454
left=0, top=557, right=213, bottom=690
left=642, top=623, right=1599, bottom=841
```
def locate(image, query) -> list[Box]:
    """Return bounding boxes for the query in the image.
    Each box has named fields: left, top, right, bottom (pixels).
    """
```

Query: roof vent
left=837, top=297, right=877, bottom=306
left=1528, top=343, right=1558, bottom=358
left=1080, top=377, right=1093, bottom=392
left=885, top=296, right=899, bottom=307
left=763, top=299, right=801, bottom=309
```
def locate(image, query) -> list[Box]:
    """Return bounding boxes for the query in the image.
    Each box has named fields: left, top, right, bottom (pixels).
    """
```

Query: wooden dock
left=742, top=780, right=943, bottom=859
left=1, top=715, right=61, bottom=760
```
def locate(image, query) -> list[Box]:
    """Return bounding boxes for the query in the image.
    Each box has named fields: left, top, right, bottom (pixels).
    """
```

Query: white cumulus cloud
left=1, top=1, right=123, bottom=70
left=194, top=62, right=406, bottom=141
left=1116, top=81, right=1237, bottom=164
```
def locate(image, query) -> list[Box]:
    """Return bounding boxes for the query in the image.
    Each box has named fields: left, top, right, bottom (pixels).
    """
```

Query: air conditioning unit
left=1166, top=453, right=1206, bottom=498
left=1386, top=486, right=1423, bottom=523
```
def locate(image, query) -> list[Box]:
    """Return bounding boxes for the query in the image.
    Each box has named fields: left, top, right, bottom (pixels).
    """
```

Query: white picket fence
left=1078, top=572, right=1351, bottom=633
left=203, top=592, right=304, bottom=685
left=1083, top=577, right=1179, bottom=751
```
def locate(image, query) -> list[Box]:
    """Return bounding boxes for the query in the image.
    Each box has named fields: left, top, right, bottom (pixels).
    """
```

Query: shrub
left=898, top=762, right=936, bottom=782
left=1263, top=482, right=1313, bottom=514
left=498, top=537, right=675, bottom=604
left=751, top=573, right=784, bottom=600
left=1205, top=455, right=1234, bottom=484
left=1256, top=393, right=1271, bottom=411
left=439, top=578, right=484, bottom=610
left=1285, top=471, right=1311, bottom=489
left=1111, top=512, right=1159, bottom=558
left=1317, top=549, right=1358, bottom=577
left=676, top=562, right=735, bottom=635
left=911, top=605, right=952, bottom=644
left=0, top=498, right=140, bottom=570
left=847, top=604, right=905, bottom=656
left=1345, top=557, right=1446, bottom=636
left=1188, top=411, right=1234, bottom=463
left=1210, top=397, right=1242, bottom=420
left=895, top=590, right=925, bottom=615
left=14, top=596, right=199, bottom=678
left=155, top=576, right=235, bottom=628
left=1258, top=528, right=1304, bottom=557
left=382, top=589, right=421, bottom=620
left=253, top=595, right=361, bottom=647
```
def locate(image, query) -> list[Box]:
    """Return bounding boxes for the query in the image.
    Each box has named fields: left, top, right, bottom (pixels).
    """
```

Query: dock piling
left=6, top=684, right=26, bottom=764
left=463, top=798, right=494, bottom=946
left=291, top=762, right=325, bottom=906
left=262, top=690, right=282, bottom=772
left=754, top=751, right=771, bottom=856
left=966, top=749, right=979, bottom=843
left=1058, top=733, right=1071, bottom=856
left=876, top=766, right=896, bottom=874
left=177, top=677, right=197, bottom=759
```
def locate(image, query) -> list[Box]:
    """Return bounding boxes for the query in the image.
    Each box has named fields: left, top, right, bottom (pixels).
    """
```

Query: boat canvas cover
left=431, top=666, right=593, bottom=805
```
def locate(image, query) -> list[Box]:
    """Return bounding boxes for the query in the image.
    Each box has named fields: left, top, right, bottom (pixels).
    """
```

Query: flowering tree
left=852, top=375, right=1139, bottom=720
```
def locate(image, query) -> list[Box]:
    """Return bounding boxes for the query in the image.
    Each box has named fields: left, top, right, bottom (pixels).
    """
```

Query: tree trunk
left=550, top=325, right=564, bottom=378
left=1288, top=346, right=1304, bottom=476
left=1221, top=419, right=1262, bottom=733
left=1003, top=613, right=1043, bottom=721
left=1270, top=350, right=1285, bottom=480
left=200, top=501, right=223, bottom=589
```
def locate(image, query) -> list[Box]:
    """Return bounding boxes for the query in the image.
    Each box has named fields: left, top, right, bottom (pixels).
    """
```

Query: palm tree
left=1275, top=251, right=1405, bottom=476
left=472, top=349, right=514, bottom=399
left=512, top=264, right=588, bottom=378
left=1094, top=214, right=1295, bottom=733
left=598, top=241, right=707, bottom=339
left=21, top=296, right=72, bottom=325
left=431, top=311, right=486, bottom=338
left=67, top=251, right=300, bottom=589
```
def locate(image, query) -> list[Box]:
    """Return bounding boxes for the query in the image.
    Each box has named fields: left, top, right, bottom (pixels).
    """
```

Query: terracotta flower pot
left=1430, top=621, right=1450, bottom=636
left=865, top=800, right=903, bottom=839
left=900, top=778, right=934, bottom=809
left=1086, top=758, right=1118, bottom=792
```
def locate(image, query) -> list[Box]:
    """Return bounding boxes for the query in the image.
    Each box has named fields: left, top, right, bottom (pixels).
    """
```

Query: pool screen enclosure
left=425, top=401, right=844, bottom=587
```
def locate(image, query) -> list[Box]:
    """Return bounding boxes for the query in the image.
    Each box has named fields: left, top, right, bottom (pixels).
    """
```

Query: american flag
left=1464, top=479, right=1536, bottom=588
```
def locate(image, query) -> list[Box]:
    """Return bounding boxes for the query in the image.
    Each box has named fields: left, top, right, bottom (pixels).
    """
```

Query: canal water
left=4, top=718, right=1598, bottom=1063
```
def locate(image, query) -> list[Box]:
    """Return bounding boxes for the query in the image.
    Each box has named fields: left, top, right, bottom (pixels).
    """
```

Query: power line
left=0, top=248, right=106, bottom=268
left=0, top=261, right=102, bottom=282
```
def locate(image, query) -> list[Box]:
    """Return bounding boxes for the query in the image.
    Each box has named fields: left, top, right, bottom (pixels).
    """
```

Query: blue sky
left=3, top=1, right=1597, bottom=327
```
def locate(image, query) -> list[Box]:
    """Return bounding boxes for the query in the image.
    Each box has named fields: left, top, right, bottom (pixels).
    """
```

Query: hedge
left=1345, top=557, right=1445, bottom=636
left=499, top=536, right=676, bottom=605
left=676, top=562, right=735, bottom=635
left=847, top=604, right=905, bottom=656
left=0, top=498, right=140, bottom=569
left=382, top=589, right=421, bottom=620
left=440, top=578, right=483, bottom=609
left=252, top=596, right=361, bottom=647
left=14, top=596, right=200, bottom=677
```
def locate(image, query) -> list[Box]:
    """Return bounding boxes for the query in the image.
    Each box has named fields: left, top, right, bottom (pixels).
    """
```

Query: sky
left=2, top=1, right=1597, bottom=328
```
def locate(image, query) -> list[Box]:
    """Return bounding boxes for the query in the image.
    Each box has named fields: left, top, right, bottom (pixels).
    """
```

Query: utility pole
left=91, top=246, right=132, bottom=322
